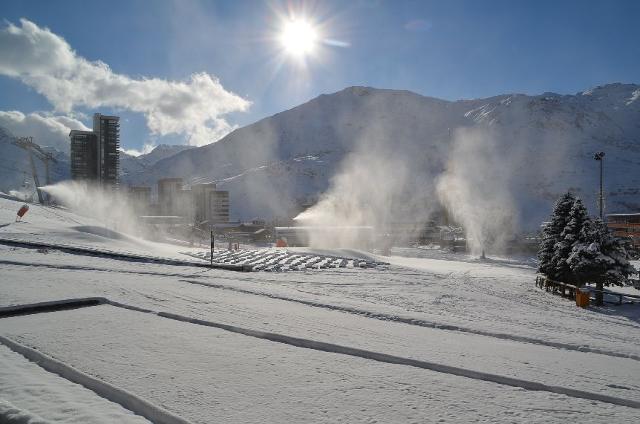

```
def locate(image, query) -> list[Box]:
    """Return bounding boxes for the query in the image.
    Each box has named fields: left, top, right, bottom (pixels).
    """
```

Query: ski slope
left=1, top=197, right=639, bottom=423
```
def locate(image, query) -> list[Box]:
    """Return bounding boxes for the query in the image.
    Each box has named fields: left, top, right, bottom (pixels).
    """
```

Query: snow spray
left=39, top=181, right=148, bottom=239
left=435, top=127, right=517, bottom=255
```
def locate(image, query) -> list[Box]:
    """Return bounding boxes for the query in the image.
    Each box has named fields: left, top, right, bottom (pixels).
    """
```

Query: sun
left=279, top=19, right=318, bottom=57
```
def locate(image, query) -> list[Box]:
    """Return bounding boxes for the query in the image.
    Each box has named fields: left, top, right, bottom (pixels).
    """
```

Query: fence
left=535, top=274, right=640, bottom=305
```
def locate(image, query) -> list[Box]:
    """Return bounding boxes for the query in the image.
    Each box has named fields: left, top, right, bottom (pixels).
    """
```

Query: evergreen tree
left=568, top=218, right=636, bottom=305
left=538, top=192, right=575, bottom=277
left=551, top=198, right=588, bottom=282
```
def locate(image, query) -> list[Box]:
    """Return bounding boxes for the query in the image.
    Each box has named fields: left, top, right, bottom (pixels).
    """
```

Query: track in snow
left=2, top=298, right=639, bottom=410
left=178, top=278, right=640, bottom=362
left=0, top=298, right=103, bottom=318
left=0, top=259, right=215, bottom=279
left=2, top=258, right=635, bottom=362
left=0, top=334, right=191, bottom=424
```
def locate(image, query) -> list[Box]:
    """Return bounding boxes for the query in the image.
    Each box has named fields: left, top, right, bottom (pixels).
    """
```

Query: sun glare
left=280, top=19, right=318, bottom=57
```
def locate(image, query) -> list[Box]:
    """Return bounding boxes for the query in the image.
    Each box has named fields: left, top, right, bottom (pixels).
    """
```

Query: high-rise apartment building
left=69, top=130, right=98, bottom=181
left=93, top=113, right=120, bottom=186
left=69, top=113, right=120, bottom=186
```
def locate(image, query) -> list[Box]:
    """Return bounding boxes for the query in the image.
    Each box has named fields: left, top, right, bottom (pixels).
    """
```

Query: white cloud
left=0, top=19, right=250, bottom=146
left=0, top=110, right=89, bottom=153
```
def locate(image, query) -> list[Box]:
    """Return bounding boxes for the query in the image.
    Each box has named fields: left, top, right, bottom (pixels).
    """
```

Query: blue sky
left=1, top=0, right=639, bottom=153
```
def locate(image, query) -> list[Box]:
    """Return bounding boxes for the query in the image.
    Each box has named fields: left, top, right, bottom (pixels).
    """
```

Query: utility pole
left=594, top=152, right=605, bottom=220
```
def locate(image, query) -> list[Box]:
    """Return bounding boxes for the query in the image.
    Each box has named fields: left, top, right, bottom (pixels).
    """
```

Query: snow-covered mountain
left=138, top=144, right=195, bottom=166
left=2, top=83, right=638, bottom=230
left=119, top=145, right=195, bottom=180
left=123, top=83, right=640, bottom=229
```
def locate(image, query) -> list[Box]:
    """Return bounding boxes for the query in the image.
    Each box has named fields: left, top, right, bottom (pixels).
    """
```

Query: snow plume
left=0, top=19, right=250, bottom=146
left=436, top=128, right=517, bottom=255
left=295, top=127, right=438, bottom=248
left=39, top=181, right=149, bottom=240
left=8, top=188, right=34, bottom=203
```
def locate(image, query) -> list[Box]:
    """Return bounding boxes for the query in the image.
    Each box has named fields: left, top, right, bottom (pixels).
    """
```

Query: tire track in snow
left=2, top=298, right=639, bottom=410
left=179, top=279, right=640, bottom=362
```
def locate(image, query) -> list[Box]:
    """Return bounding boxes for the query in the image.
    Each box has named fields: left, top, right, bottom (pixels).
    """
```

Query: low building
left=210, top=190, right=229, bottom=223
left=158, top=178, right=184, bottom=216
left=192, top=183, right=216, bottom=225
left=607, top=213, right=640, bottom=249
left=128, top=186, right=152, bottom=214
left=192, top=183, right=229, bottom=227
left=210, top=220, right=270, bottom=243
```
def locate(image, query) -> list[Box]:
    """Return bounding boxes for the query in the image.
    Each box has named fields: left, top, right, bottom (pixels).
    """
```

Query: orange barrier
left=576, top=290, right=590, bottom=308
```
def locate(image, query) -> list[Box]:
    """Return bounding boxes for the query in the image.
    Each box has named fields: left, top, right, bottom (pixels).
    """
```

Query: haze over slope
left=124, top=83, right=640, bottom=233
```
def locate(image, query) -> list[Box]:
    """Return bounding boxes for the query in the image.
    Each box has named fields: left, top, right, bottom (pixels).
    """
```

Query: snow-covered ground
left=1, top=197, right=639, bottom=423
left=0, top=344, right=152, bottom=424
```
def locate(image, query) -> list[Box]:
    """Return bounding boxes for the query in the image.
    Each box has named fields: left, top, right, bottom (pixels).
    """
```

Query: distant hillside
left=120, top=144, right=195, bottom=180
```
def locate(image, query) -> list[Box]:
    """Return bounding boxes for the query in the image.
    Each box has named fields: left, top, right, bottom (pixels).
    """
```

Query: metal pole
left=210, top=230, right=214, bottom=266
left=44, top=160, right=50, bottom=205
left=594, top=152, right=605, bottom=220
left=28, top=152, right=44, bottom=204
left=599, top=157, right=603, bottom=220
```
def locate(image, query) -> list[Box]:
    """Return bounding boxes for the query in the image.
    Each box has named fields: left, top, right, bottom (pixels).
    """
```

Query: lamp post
left=594, top=152, right=605, bottom=220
